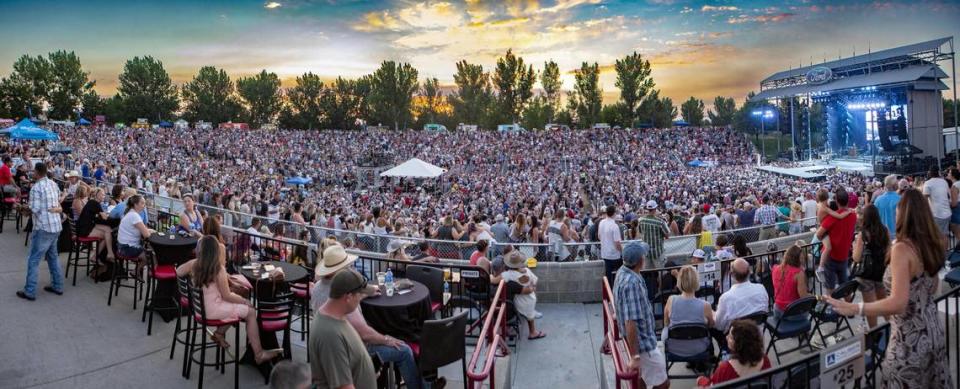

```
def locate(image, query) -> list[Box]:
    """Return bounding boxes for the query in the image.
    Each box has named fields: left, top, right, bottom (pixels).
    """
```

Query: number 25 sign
left=820, top=335, right=865, bottom=389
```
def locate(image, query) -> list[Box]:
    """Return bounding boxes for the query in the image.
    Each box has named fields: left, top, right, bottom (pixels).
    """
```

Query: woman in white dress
left=501, top=251, right=546, bottom=340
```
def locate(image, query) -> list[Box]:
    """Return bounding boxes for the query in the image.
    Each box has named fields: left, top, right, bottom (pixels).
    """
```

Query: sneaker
left=534, top=311, right=543, bottom=319
left=810, top=336, right=826, bottom=350
left=16, top=290, right=36, bottom=301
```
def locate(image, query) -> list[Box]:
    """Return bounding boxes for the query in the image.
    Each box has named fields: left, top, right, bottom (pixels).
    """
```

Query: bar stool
left=0, top=194, right=18, bottom=233
left=141, top=251, right=180, bottom=335
left=289, top=277, right=312, bottom=348
left=108, top=250, right=143, bottom=309
left=173, top=276, right=197, bottom=378
left=186, top=285, right=240, bottom=389
left=66, top=231, right=102, bottom=286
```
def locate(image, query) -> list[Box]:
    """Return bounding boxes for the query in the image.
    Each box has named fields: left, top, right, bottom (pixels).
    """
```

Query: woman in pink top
left=469, top=239, right=491, bottom=271
left=772, top=244, right=808, bottom=317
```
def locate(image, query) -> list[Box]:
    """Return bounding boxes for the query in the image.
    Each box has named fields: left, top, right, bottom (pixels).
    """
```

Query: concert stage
left=751, top=37, right=957, bottom=176
left=758, top=159, right=874, bottom=180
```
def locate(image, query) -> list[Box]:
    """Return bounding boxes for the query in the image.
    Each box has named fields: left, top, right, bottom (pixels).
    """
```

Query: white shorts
left=637, top=348, right=668, bottom=388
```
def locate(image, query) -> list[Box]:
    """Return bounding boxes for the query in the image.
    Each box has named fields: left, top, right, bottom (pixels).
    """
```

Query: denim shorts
left=822, top=259, right=849, bottom=290
left=117, top=244, right=143, bottom=259
left=951, top=206, right=960, bottom=225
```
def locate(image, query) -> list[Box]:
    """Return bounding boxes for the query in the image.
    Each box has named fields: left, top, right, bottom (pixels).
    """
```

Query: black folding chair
left=765, top=296, right=817, bottom=364
left=664, top=324, right=716, bottom=379
left=812, top=280, right=859, bottom=343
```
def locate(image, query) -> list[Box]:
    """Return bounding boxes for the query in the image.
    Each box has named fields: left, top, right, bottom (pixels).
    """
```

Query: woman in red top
left=469, top=239, right=490, bottom=271
left=772, top=243, right=809, bottom=315
left=698, top=320, right=771, bottom=387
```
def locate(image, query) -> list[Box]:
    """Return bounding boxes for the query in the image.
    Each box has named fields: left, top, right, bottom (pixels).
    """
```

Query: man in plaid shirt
left=17, top=163, right=65, bottom=301
left=754, top=196, right=785, bottom=241
left=614, top=241, right=669, bottom=388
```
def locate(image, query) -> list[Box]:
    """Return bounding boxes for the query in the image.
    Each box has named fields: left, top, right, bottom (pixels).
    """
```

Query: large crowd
left=2, top=125, right=870, bottom=251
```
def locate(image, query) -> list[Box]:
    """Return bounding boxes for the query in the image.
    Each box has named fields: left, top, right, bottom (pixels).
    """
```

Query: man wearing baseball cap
left=638, top=200, right=670, bottom=267
left=614, top=242, right=668, bottom=389
left=310, top=269, right=377, bottom=389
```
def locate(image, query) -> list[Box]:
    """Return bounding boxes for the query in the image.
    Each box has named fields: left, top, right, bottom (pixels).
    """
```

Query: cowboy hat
left=316, top=245, right=358, bottom=277
left=64, top=170, right=80, bottom=178
left=504, top=251, right=527, bottom=269
left=386, top=239, right=412, bottom=253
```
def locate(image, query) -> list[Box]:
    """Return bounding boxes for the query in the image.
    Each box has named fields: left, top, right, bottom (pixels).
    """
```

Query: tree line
left=0, top=49, right=749, bottom=130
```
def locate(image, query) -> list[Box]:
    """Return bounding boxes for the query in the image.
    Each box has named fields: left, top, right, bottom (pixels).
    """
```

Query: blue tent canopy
left=78, top=118, right=91, bottom=125
left=285, top=176, right=312, bottom=185
left=159, top=121, right=174, bottom=128
left=687, top=159, right=704, bottom=167
left=673, top=120, right=690, bottom=127
left=1, top=119, right=59, bottom=141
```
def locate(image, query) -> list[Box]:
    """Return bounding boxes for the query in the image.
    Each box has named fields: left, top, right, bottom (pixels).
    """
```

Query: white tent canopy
left=380, top=158, right=447, bottom=178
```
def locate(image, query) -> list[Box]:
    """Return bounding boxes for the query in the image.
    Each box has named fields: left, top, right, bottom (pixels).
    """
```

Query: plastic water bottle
left=385, top=269, right=395, bottom=297
left=444, top=281, right=450, bottom=294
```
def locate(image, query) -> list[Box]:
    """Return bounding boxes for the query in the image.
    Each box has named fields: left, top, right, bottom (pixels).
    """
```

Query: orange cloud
left=701, top=5, right=738, bottom=12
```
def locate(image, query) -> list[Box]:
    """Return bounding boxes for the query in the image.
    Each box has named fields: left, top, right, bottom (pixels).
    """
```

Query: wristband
left=857, top=301, right=864, bottom=316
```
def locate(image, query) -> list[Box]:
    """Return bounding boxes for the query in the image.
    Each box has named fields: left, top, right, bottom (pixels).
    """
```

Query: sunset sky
left=2, top=0, right=959, bottom=107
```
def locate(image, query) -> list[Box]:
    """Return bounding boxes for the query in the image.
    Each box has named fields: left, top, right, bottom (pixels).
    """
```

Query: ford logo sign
left=806, top=66, right=833, bottom=85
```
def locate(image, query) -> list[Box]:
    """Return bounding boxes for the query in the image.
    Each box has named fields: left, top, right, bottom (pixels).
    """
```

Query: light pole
left=752, top=109, right=774, bottom=162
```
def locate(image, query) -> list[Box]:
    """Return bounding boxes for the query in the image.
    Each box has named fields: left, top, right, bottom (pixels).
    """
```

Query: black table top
left=361, top=280, right=429, bottom=309
left=239, top=261, right=310, bottom=284
left=148, top=232, right=198, bottom=248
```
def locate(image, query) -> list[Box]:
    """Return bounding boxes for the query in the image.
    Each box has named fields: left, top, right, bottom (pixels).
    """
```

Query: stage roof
left=761, top=37, right=951, bottom=83
left=752, top=64, right=947, bottom=101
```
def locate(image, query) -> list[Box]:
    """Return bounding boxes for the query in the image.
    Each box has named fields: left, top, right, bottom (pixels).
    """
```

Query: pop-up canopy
left=379, top=158, right=447, bottom=178
left=0, top=119, right=59, bottom=141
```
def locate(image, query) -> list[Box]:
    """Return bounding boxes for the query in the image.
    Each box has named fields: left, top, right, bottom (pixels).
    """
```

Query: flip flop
left=528, top=331, right=547, bottom=340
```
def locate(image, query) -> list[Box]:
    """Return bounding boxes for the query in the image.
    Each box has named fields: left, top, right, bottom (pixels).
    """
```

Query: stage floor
left=758, top=159, right=874, bottom=179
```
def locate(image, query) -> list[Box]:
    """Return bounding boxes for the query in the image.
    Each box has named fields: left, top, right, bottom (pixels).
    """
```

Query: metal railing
left=466, top=280, right=510, bottom=389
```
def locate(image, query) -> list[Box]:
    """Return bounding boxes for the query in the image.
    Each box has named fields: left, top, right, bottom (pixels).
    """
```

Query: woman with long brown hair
left=826, top=189, right=950, bottom=388
left=176, top=236, right=282, bottom=363
left=851, top=204, right=890, bottom=328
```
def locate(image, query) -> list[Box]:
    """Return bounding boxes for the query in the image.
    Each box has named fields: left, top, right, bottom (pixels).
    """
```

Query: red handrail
left=601, top=277, right=640, bottom=389
left=466, top=280, right=508, bottom=389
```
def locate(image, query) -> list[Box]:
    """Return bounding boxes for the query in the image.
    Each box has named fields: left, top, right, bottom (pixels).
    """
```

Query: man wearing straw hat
left=614, top=241, right=669, bottom=389
left=311, top=244, right=439, bottom=389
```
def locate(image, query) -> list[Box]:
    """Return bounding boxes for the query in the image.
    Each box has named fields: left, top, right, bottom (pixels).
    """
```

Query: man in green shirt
left=309, top=269, right=378, bottom=389
left=638, top=200, right=670, bottom=267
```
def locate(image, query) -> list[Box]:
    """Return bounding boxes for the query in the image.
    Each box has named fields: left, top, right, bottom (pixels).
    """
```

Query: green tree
left=117, top=56, right=178, bottom=122
left=521, top=96, right=551, bottom=131
left=708, top=96, right=737, bottom=127
left=565, top=89, right=580, bottom=127
left=449, top=60, right=492, bottom=128
left=103, top=94, right=126, bottom=124
left=639, top=90, right=676, bottom=128
left=284, top=72, right=324, bottom=129
left=80, top=87, right=105, bottom=118
left=0, top=55, right=53, bottom=118
left=46, top=51, right=89, bottom=119
left=601, top=102, right=628, bottom=127
left=541, top=61, right=562, bottom=123
left=492, top=49, right=536, bottom=123
left=416, top=77, right=444, bottom=125
left=181, top=66, right=241, bottom=124
left=615, top=51, right=655, bottom=127
left=237, top=70, right=282, bottom=128
left=680, top=97, right=705, bottom=126
left=572, top=62, right=602, bottom=126
left=945, top=98, right=958, bottom=129
left=369, top=61, right=419, bottom=130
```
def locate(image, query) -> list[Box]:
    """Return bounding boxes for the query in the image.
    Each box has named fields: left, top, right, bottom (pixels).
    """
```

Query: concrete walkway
left=508, top=303, right=605, bottom=388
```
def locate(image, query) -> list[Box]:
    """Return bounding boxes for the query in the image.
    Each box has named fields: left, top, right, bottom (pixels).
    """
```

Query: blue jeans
left=368, top=343, right=428, bottom=389
left=24, top=230, right=63, bottom=297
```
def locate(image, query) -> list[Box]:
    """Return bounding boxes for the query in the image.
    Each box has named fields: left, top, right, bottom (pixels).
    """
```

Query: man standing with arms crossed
left=17, top=163, right=64, bottom=301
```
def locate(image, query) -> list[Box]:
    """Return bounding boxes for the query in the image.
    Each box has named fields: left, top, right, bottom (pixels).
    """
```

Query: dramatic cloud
left=264, top=2, right=281, bottom=9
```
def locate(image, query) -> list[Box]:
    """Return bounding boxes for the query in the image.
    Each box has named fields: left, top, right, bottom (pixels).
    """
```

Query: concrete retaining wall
left=348, top=232, right=813, bottom=304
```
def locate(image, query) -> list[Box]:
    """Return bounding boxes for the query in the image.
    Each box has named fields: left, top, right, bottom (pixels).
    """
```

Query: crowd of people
left=5, top=123, right=957, bottom=388
left=2, top=125, right=872, bottom=262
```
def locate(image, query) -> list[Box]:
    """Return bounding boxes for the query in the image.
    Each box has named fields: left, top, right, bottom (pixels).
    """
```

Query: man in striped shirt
left=17, top=163, right=65, bottom=301
left=638, top=200, right=669, bottom=267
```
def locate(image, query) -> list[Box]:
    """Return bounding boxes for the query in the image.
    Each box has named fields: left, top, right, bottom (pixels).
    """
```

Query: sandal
left=255, top=348, right=284, bottom=364
left=528, top=331, right=547, bottom=340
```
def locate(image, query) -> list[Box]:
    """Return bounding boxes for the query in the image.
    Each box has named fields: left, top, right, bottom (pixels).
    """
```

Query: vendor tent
left=380, top=158, right=446, bottom=178
left=77, top=118, right=91, bottom=125
left=159, top=121, right=174, bottom=128
left=285, top=176, right=313, bottom=185
left=0, top=119, right=59, bottom=141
